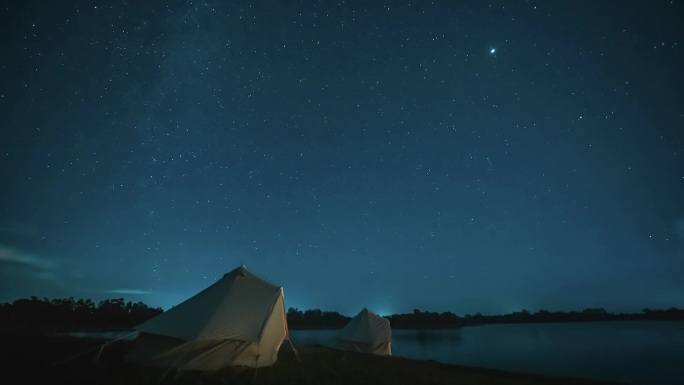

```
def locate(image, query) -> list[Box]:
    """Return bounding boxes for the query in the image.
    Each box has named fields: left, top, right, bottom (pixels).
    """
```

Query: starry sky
left=1, top=1, right=682, bottom=317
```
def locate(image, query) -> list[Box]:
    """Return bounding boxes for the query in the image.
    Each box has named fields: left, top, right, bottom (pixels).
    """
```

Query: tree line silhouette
left=1, top=296, right=683, bottom=332
left=0, top=297, right=162, bottom=333
left=286, top=307, right=351, bottom=329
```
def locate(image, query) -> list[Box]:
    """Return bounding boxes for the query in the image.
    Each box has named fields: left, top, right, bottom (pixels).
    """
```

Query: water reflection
left=392, top=329, right=462, bottom=347
left=290, top=329, right=339, bottom=347
left=288, top=321, right=684, bottom=385
left=59, top=330, right=138, bottom=340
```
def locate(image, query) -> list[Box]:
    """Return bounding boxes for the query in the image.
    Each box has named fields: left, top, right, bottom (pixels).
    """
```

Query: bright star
left=489, top=47, right=496, bottom=55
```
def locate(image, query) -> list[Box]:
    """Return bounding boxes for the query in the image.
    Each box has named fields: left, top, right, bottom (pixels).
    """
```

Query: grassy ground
left=1, top=332, right=628, bottom=385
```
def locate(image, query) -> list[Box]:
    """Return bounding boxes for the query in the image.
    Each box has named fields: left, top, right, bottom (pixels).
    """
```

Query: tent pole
left=288, top=338, right=300, bottom=362
left=253, top=351, right=260, bottom=383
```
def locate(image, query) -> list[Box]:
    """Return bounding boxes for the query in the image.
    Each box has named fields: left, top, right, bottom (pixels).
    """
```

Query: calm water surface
left=290, top=321, right=684, bottom=385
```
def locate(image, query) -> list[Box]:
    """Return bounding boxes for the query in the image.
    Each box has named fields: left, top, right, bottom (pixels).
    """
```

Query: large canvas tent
left=126, top=265, right=291, bottom=370
left=333, top=307, right=392, bottom=356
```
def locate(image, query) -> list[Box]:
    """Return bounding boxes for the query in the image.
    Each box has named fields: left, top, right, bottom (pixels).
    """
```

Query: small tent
left=126, top=265, right=291, bottom=370
left=333, top=307, right=392, bottom=356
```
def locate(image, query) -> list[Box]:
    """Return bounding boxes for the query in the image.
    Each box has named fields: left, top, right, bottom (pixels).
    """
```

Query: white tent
left=126, top=265, right=291, bottom=370
left=333, top=307, right=392, bottom=356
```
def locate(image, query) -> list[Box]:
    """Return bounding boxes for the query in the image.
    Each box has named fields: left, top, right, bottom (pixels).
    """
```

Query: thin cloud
left=0, top=244, right=60, bottom=270
left=107, top=289, right=153, bottom=295
left=0, top=243, right=156, bottom=302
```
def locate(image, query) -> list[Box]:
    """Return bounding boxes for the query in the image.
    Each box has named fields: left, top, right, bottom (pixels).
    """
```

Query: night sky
left=1, top=1, right=682, bottom=317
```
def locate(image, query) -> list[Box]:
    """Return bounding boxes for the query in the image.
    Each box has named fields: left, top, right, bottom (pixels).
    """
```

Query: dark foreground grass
left=1, top=332, right=628, bottom=385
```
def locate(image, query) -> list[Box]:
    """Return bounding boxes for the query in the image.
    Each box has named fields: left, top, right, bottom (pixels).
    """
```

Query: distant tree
left=1, top=297, right=683, bottom=331
left=286, top=307, right=349, bottom=329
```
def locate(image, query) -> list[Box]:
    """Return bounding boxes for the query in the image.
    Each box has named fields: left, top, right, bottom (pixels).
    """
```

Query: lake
left=290, top=320, right=684, bottom=385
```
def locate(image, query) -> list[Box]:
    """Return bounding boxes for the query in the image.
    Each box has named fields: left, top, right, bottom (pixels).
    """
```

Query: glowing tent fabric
left=127, top=265, right=290, bottom=370
left=334, top=307, right=392, bottom=356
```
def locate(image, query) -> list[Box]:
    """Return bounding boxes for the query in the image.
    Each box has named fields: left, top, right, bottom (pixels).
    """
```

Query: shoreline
left=4, top=333, right=629, bottom=385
